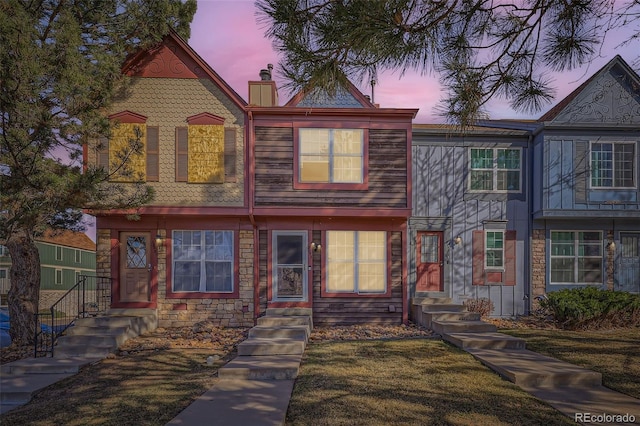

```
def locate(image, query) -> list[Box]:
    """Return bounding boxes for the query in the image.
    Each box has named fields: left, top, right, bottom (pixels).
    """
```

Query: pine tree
left=0, top=0, right=197, bottom=346
left=257, top=0, right=639, bottom=127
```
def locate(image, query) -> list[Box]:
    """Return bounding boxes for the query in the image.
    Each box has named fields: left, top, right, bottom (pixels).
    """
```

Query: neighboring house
left=0, top=230, right=96, bottom=307
left=410, top=125, right=531, bottom=316
left=528, top=55, right=640, bottom=299
left=85, top=30, right=417, bottom=327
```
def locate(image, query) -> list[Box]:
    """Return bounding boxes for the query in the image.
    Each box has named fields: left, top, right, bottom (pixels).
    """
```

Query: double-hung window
left=591, top=142, right=635, bottom=188
left=172, top=230, right=234, bottom=293
left=469, top=148, right=521, bottom=192
left=298, top=128, right=363, bottom=184
left=485, top=231, right=504, bottom=270
left=326, top=231, right=386, bottom=294
left=550, top=231, right=602, bottom=284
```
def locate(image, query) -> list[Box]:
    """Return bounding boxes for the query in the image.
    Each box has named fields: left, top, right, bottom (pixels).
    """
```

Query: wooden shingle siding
left=312, top=231, right=403, bottom=325
left=254, top=127, right=408, bottom=208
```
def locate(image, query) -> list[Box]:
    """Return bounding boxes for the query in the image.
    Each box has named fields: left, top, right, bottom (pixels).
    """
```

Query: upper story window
left=591, top=142, right=635, bottom=188
left=469, top=148, right=521, bottom=192
left=297, top=128, right=364, bottom=186
left=0, top=245, right=7, bottom=257
left=55, top=246, right=63, bottom=261
left=75, top=249, right=81, bottom=263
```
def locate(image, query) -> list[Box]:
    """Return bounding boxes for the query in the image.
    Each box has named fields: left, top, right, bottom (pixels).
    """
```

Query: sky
left=189, top=0, right=639, bottom=123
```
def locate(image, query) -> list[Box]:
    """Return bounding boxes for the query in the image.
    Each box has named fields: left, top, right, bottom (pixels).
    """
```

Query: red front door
left=119, top=232, right=151, bottom=303
left=416, top=231, right=444, bottom=292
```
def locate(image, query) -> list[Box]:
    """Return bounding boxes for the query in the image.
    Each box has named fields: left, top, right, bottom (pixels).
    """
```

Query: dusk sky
left=189, top=0, right=639, bottom=123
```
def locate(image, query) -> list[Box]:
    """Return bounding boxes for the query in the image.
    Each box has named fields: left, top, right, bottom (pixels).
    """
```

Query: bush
left=539, top=287, right=640, bottom=330
left=464, top=298, right=494, bottom=318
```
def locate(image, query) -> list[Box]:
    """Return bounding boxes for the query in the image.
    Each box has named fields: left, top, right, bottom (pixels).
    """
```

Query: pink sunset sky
left=189, top=0, right=639, bottom=123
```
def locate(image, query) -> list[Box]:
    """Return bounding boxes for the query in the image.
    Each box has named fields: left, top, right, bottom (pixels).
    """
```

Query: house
left=528, top=55, right=640, bottom=299
left=0, top=230, right=96, bottom=307
left=409, top=124, right=531, bottom=316
left=85, top=30, right=417, bottom=327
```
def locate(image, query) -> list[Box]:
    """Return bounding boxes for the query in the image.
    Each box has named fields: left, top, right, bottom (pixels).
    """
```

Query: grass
left=500, top=327, right=640, bottom=399
left=0, top=348, right=228, bottom=426
left=285, top=339, right=573, bottom=426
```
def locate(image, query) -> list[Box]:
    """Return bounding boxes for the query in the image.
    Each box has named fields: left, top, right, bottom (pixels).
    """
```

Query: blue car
left=0, top=308, right=10, bottom=348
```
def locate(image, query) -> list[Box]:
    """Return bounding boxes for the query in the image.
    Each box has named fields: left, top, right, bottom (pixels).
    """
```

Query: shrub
left=464, top=298, right=494, bottom=318
left=539, top=287, right=640, bottom=330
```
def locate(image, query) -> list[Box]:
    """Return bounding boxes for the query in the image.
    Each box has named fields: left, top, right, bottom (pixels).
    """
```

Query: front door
left=618, top=233, right=640, bottom=293
left=119, top=232, right=151, bottom=303
left=272, top=231, right=308, bottom=302
left=416, top=231, right=444, bottom=292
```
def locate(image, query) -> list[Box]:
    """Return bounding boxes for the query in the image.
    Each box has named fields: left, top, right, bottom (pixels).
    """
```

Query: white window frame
left=468, top=147, right=522, bottom=192
left=55, top=246, right=63, bottom=261
left=75, top=249, right=81, bottom=263
left=298, top=128, right=364, bottom=184
left=326, top=231, right=387, bottom=294
left=172, top=230, right=234, bottom=293
left=55, top=269, right=63, bottom=286
left=0, top=245, right=7, bottom=257
left=550, top=231, right=603, bottom=284
left=484, top=230, right=505, bottom=271
left=590, top=141, right=636, bottom=189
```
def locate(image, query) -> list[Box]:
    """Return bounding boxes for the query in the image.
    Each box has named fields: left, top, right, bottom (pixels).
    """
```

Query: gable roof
left=38, top=230, right=96, bottom=252
left=121, top=30, right=247, bottom=109
left=285, top=80, right=376, bottom=108
left=538, top=55, right=640, bottom=124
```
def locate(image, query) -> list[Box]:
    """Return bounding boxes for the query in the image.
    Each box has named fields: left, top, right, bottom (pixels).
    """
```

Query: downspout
left=248, top=110, right=259, bottom=323
left=526, top=124, right=544, bottom=315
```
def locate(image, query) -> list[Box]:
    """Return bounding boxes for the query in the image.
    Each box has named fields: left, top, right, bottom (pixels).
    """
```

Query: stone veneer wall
left=156, top=229, right=254, bottom=328
left=531, top=229, right=546, bottom=311
left=606, top=230, right=614, bottom=291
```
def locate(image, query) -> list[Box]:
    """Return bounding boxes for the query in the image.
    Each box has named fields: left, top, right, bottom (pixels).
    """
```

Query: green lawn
left=500, top=327, right=640, bottom=399
left=286, top=339, right=574, bottom=426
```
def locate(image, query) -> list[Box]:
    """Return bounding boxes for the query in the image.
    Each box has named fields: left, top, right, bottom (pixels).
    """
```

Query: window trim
left=322, top=230, right=390, bottom=297
left=549, top=230, right=603, bottom=285
left=166, top=229, right=239, bottom=299
left=55, top=269, right=63, bottom=286
left=55, top=246, right=63, bottom=261
left=293, top=126, right=369, bottom=190
left=589, top=141, right=637, bottom=189
left=468, top=147, right=522, bottom=193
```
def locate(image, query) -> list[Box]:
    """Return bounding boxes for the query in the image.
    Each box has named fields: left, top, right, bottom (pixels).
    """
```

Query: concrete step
left=65, top=325, right=130, bottom=336
left=1, top=372, right=76, bottom=405
left=421, top=303, right=466, bottom=313
left=467, top=348, right=603, bottom=388
left=443, top=332, right=526, bottom=350
left=248, top=325, right=309, bottom=341
left=74, top=314, right=156, bottom=335
left=55, top=332, right=130, bottom=348
left=53, top=342, right=116, bottom=358
left=0, top=357, right=99, bottom=376
left=237, top=337, right=306, bottom=356
left=412, top=297, right=453, bottom=305
left=218, top=355, right=302, bottom=380
left=431, top=320, right=497, bottom=334
left=256, top=316, right=311, bottom=328
left=265, top=307, right=312, bottom=317
left=424, top=311, right=481, bottom=328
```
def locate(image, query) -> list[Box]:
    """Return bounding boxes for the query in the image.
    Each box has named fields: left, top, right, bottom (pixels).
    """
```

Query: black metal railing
left=34, top=275, right=111, bottom=357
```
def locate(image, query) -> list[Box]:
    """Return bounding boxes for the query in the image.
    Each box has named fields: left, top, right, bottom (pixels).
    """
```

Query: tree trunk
left=6, top=232, right=41, bottom=347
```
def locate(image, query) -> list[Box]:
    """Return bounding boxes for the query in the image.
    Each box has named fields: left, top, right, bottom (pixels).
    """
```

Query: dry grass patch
left=1, top=348, right=225, bottom=426
left=500, top=327, right=640, bottom=399
left=286, top=339, right=573, bottom=426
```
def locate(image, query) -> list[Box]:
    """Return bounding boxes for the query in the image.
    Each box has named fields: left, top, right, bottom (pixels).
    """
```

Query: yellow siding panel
left=188, top=124, right=224, bottom=183
left=109, top=123, right=147, bottom=182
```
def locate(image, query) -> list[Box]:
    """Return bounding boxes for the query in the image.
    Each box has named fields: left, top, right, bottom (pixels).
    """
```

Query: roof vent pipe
left=259, top=64, right=274, bottom=81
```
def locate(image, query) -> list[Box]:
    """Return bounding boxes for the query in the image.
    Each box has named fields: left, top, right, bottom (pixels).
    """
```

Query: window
left=550, top=231, right=602, bottom=284
left=299, top=129, right=363, bottom=183
left=55, top=246, right=63, bottom=261
left=485, top=231, right=504, bottom=270
left=55, top=269, right=63, bottom=285
left=172, top=230, right=233, bottom=293
left=469, top=148, right=521, bottom=192
left=0, top=269, right=6, bottom=279
left=75, top=271, right=81, bottom=283
left=326, top=231, right=386, bottom=294
left=0, top=245, right=7, bottom=257
left=591, top=142, right=635, bottom=188
left=75, top=250, right=81, bottom=263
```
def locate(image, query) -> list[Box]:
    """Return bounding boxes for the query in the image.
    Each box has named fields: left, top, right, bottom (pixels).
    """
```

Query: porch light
left=607, top=241, right=615, bottom=252
left=311, top=242, right=321, bottom=252
left=453, top=236, right=463, bottom=246
left=155, top=233, right=164, bottom=247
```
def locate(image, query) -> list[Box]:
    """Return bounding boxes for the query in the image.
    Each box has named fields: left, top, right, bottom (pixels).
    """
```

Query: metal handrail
left=34, top=275, right=111, bottom=357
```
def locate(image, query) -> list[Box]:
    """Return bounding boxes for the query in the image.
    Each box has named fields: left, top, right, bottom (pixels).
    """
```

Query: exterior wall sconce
left=311, top=242, right=321, bottom=252
left=155, top=233, right=164, bottom=247
left=607, top=241, right=615, bottom=252
left=453, top=236, right=463, bottom=246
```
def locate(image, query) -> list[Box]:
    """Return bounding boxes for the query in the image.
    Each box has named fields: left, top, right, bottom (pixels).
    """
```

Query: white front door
left=272, top=231, right=308, bottom=302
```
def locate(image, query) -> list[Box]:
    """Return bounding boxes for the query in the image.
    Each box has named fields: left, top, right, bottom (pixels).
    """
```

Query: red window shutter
left=176, top=127, right=188, bottom=182
left=504, top=230, right=517, bottom=286
left=146, top=126, right=159, bottom=182
left=224, top=128, right=236, bottom=182
left=472, top=231, right=485, bottom=285
left=97, top=137, right=109, bottom=171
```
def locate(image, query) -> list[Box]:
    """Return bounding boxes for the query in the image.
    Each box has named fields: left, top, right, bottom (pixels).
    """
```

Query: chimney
left=249, top=64, right=279, bottom=107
